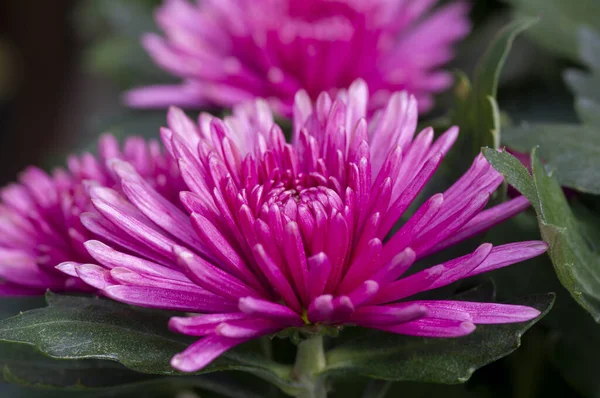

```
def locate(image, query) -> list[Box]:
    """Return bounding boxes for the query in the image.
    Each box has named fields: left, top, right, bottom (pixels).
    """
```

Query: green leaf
left=484, top=148, right=600, bottom=321
left=0, top=342, right=152, bottom=389
left=565, top=27, right=600, bottom=125
left=532, top=155, right=600, bottom=320
left=323, top=293, right=553, bottom=384
left=502, top=123, right=600, bottom=194
left=450, top=18, right=536, bottom=163
left=0, top=293, right=299, bottom=395
left=472, top=18, right=538, bottom=106
left=506, top=0, right=600, bottom=61
left=479, top=148, right=538, bottom=208
left=0, top=341, right=274, bottom=398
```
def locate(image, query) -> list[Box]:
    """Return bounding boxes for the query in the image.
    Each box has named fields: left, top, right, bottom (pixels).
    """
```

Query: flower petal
left=239, top=297, right=304, bottom=326
left=412, top=301, right=541, bottom=324
left=171, top=335, right=249, bottom=372
left=376, top=318, right=476, bottom=338
left=103, top=285, right=237, bottom=312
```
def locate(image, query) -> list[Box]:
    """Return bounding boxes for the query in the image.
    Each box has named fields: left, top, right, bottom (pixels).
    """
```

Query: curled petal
left=351, top=304, right=428, bottom=326
left=171, top=335, right=249, bottom=372
left=307, top=295, right=334, bottom=323
left=215, top=318, right=283, bottom=338
left=169, top=313, right=249, bottom=336
left=239, top=297, right=304, bottom=326
left=412, top=300, right=541, bottom=324
left=376, top=318, right=476, bottom=338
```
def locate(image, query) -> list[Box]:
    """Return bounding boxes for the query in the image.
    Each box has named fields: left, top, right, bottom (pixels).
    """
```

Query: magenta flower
left=64, top=80, right=546, bottom=372
left=0, top=135, right=182, bottom=295
left=125, top=0, right=471, bottom=115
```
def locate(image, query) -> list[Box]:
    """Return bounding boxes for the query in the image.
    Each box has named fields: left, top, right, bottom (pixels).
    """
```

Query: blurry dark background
left=0, top=0, right=119, bottom=184
left=0, top=0, right=146, bottom=187
left=0, top=0, right=75, bottom=183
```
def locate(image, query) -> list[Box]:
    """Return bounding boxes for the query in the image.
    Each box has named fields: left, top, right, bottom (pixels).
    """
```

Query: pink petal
left=174, top=246, right=264, bottom=299
left=238, top=297, right=304, bottom=326
left=103, top=285, right=237, bottom=313
left=252, top=244, right=301, bottom=313
left=74, top=264, right=113, bottom=290
left=346, top=280, right=380, bottom=307
left=424, top=196, right=530, bottom=256
left=412, top=300, right=541, bottom=324
left=307, top=294, right=334, bottom=323
left=171, top=335, right=249, bottom=372
left=351, top=304, right=428, bottom=326
left=468, top=241, right=548, bottom=276
left=109, top=267, right=206, bottom=293
left=215, top=318, right=283, bottom=338
left=169, top=313, right=249, bottom=336
left=84, top=240, right=188, bottom=281
left=306, top=253, right=332, bottom=301
left=376, top=318, right=476, bottom=338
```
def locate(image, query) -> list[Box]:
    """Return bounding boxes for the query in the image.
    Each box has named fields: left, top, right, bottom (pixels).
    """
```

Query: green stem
left=293, top=335, right=327, bottom=398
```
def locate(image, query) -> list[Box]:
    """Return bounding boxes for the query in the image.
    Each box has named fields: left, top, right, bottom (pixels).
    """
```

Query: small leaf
left=0, top=293, right=299, bottom=394
left=480, top=148, right=538, bottom=207
left=472, top=17, right=537, bottom=147
left=473, top=18, right=538, bottom=105
left=484, top=148, right=600, bottom=321
left=324, top=294, right=553, bottom=383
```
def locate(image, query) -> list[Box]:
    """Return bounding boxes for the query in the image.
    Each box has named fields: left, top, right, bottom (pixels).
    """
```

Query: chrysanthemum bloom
left=0, top=135, right=182, bottom=295
left=125, top=0, right=470, bottom=115
left=64, top=80, right=546, bottom=372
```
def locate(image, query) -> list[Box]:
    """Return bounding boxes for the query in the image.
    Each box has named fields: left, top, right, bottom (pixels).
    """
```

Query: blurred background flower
left=0, top=134, right=183, bottom=296
left=124, top=0, right=470, bottom=115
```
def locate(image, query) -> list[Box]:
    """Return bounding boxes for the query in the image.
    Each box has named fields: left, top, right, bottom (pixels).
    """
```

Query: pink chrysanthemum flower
left=63, top=80, right=546, bottom=372
left=0, top=135, right=182, bottom=295
left=125, top=0, right=471, bottom=115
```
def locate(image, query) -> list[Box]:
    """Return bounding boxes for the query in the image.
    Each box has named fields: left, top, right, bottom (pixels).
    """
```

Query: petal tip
left=460, top=321, right=476, bottom=334
left=56, top=262, right=78, bottom=277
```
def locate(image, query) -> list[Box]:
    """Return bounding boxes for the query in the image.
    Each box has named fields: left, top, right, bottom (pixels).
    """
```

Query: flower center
left=256, top=171, right=345, bottom=224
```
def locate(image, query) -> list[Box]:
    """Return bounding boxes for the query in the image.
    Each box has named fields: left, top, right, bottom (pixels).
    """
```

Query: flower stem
left=293, top=335, right=327, bottom=398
